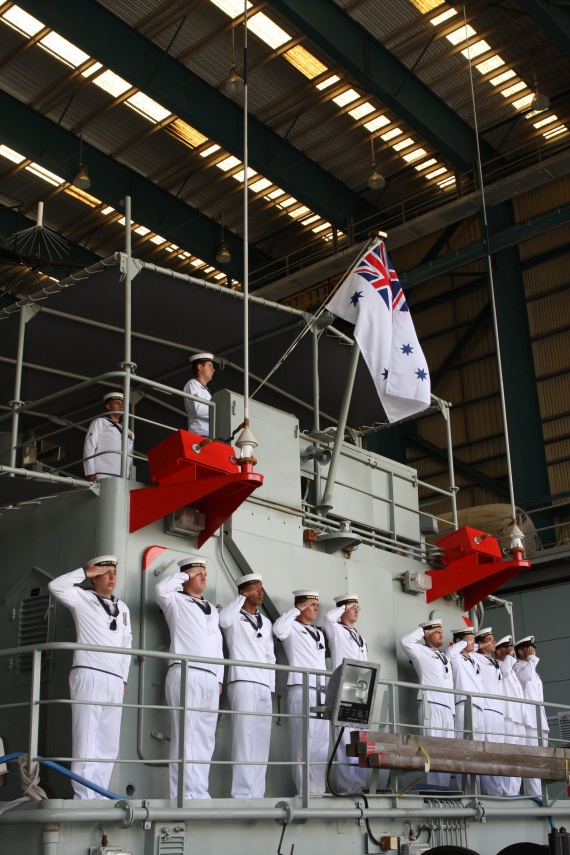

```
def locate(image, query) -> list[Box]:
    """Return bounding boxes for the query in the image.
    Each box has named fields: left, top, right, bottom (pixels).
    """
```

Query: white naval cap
left=293, top=589, right=319, bottom=601
left=103, top=391, right=123, bottom=402
left=236, top=573, right=263, bottom=590
left=178, top=556, right=207, bottom=572
left=334, top=593, right=359, bottom=606
left=189, top=352, right=216, bottom=364
left=495, top=634, right=514, bottom=647
left=514, top=635, right=536, bottom=649
left=452, top=626, right=475, bottom=639
left=420, top=620, right=442, bottom=631
left=86, top=554, right=118, bottom=567
left=474, top=627, right=493, bottom=642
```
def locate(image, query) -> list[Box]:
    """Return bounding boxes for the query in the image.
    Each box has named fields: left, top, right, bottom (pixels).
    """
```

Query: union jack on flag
left=325, top=238, right=431, bottom=423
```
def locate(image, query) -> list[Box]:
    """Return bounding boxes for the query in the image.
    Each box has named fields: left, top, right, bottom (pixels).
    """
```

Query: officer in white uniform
left=448, top=628, right=485, bottom=742
left=48, top=555, right=132, bottom=799
left=472, top=627, right=506, bottom=797
left=324, top=593, right=368, bottom=794
left=273, top=589, right=329, bottom=797
left=400, top=620, right=455, bottom=788
left=154, top=556, right=223, bottom=800
left=495, top=635, right=525, bottom=796
left=513, top=635, right=549, bottom=798
left=83, top=391, right=134, bottom=481
left=183, top=352, right=216, bottom=436
left=219, top=573, right=276, bottom=798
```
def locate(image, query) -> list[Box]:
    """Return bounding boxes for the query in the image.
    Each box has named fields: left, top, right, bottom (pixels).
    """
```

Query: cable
left=325, top=726, right=344, bottom=797
left=0, top=752, right=122, bottom=800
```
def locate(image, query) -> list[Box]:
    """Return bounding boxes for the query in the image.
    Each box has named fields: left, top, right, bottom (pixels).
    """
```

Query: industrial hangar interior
left=0, top=0, right=569, bottom=592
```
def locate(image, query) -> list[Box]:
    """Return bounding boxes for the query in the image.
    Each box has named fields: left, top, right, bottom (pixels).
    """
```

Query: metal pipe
left=242, top=0, right=249, bottom=423
left=318, top=342, right=361, bottom=513
left=441, top=398, right=458, bottom=529
left=121, top=200, right=133, bottom=480
left=0, top=465, right=94, bottom=489
left=8, top=305, right=31, bottom=470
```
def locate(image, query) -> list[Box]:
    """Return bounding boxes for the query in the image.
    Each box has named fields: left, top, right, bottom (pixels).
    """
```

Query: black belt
left=168, top=662, right=217, bottom=677
left=71, top=665, right=123, bottom=680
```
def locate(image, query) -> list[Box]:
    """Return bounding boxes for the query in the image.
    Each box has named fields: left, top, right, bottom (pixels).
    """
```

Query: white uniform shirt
left=498, top=655, right=526, bottom=725
left=324, top=606, right=368, bottom=671
left=219, top=594, right=276, bottom=690
left=48, top=568, right=132, bottom=681
left=183, top=378, right=211, bottom=436
left=473, top=652, right=504, bottom=714
left=400, top=627, right=455, bottom=709
left=513, top=654, right=549, bottom=733
left=154, top=571, right=223, bottom=682
left=83, top=416, right=134, bottom=479
left=447, top=640, right=484, bottom=708
left=273, top=608, right=326, bottom=688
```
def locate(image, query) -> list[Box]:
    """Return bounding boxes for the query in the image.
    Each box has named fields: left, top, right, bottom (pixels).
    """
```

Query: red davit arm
left=129, top=430, right=263, bottom=546
left=427, top=526, right=530, bottom=611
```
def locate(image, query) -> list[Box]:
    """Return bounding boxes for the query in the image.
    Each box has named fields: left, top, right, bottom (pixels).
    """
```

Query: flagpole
left=317, top=341, right=361, bottom=515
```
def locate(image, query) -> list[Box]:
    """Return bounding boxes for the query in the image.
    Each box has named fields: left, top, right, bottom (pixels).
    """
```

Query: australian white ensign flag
left=325, top=239, right=431, bottom=423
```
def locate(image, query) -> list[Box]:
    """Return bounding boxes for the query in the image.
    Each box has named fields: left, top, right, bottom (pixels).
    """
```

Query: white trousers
left=166, top=666, right=219, bottom=800
left=480, top=710, right=505, bottom=797
left=69, top=668, right=124, bottom=799
left=454, top=704, right=484, bottom=793
left=502, top=719, right=526, bottom=796
left=227, top=681, right=273, bottom=798
left=524, top=726, right=549, bottom=798
left=332, top=726, right=367, bottom=795
left=287, top=686, right=329, bottom=796
left=419, top=701, right=455, bottom=788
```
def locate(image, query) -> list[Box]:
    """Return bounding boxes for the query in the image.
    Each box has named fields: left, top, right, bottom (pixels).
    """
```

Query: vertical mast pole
left=121, top=196, right=133, bottom=479
left=242, top=1, right=249, bottom=423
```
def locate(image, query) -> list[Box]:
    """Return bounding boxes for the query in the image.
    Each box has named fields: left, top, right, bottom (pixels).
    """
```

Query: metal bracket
left=141, top=799, right=151, bottom=830
left=118, top=253, right=144, bottom=281
left=275, top=801, right=294, bottom=855
left=355, top=798, right=365, bottom=827
left=114, top=799, right=135, bottom=828
left=466, top=798, right=486, bottom=823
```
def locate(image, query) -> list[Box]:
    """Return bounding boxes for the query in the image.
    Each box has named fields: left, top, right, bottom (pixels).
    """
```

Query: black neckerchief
left=105, top=416, right=123, bottom=433
left=241, top=608, right=263, bottom=637
left=299, top=622, right=324, bottom=650
left=462, top=653, right=480, bottom=673
left=94, top=594, right=119, bottom=631
left=433, top=649, right=449, bottom=674
left=178, top=592, right=211, bottom=615
left=483, top=655, right=502, bottom=678
left=341, top=622, right=364, bottom=649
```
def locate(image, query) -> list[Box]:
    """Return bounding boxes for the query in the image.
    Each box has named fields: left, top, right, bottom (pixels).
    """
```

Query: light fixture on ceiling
left=225, top=25, right=244, bottom=98
left=216, top=213, right=231, bottom=265
left=530, top=57, right=550, bottom=114
left=73, top=128, right=91, bottom=191
left=367, top=136, right=385, bottom=191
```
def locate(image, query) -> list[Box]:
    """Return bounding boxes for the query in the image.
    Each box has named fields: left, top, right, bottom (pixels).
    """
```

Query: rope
left=17, top=754, right=47, bottom=800
left=549, top=740, right=569, bottom=783
left=407, top=733, right=432, bottom=773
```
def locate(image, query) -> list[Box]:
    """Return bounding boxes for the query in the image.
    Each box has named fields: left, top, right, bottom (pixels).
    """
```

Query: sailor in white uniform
left=495, top=634, right=525, bottom=796
left=48, top=555, right=132, bottom=799
left=83, top=391, right=134, bottom=481
left=400, top=620, right=455, bottom=788
left=183, top=352, right=216, bottom=436
left=513, top=635, right=549, bottom=798
left=448, top=627, right=485, bottom=742
left=324, top=593, right=368, bottom=794
left=472, top=627, right=506, bottom=797
left=219, top=573, right=276, bottom=798
left=154, top=556, right=223, bottom=800
left=273, top=589, right=329, bottom=796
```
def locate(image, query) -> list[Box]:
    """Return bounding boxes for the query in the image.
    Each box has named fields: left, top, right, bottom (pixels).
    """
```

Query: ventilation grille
left=157, top=833, right=185, bottom=855
left=17, top=592, right=50, bottom=674
left=558, top=712, right=570, bottom=743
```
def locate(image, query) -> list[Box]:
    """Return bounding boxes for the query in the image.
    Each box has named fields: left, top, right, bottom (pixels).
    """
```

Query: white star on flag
left=325, top=238, right=431, bottom=422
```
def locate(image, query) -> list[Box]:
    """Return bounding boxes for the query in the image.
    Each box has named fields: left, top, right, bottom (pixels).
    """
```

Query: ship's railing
left=0, top=369, right=216, bottom=483
left=1, top=641, right=570, bottom=810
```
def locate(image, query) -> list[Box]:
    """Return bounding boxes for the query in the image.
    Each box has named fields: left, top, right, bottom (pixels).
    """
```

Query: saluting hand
left=85, top=564, right=113, bottom=578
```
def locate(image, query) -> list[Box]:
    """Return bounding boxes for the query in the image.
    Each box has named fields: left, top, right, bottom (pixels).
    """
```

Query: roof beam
left=0, top=90, right=270, bottom=278
left=266, top=0, right=493, bottom=171
left=16, top=0, right=374, bottom=230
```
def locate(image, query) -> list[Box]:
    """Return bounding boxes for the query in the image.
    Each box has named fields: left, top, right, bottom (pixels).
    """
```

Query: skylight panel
left=217, top=155, right=241, bottom=172
left=248, top=12, right=290, bottom=49
left=210, top=0, right=252, bottom=18
left=135, top=225, right=150, bottom=236
left=284, top=45, right=327, bottom=79
left=349, top=102, right=375, bottom=120
left=82, top=62, right=103, bottom=78
left=168, top=119, right=208, bottom=148
left=190, top=258, right=205, bottom=267
left=426, top=166, right=447, bottom=179
left=127, top=92, right=171, bottom=123
left=213, top=272, right=225, bottom=280
left=40, top=32, right=89, bottom=67
left=200, top=144, right=221, bottom=158
left=381, top=127, right=402, bottom=141
left=461, top=39, right=491, bottom=60
left=489, top=69, right=515, bottom=87
left=101, top=206, right=115, bottom=215
left=2, top=6, right=43, bottom=36
left=301, top=214, right=320, bottom=226
left=533, top=115, right=557, bottom=129
left=403, top=148, right=427, bottom=162
left=410, top=0, right=446, bottom=12
left=249, top=177, right=272, bottom=193
left=476, top=55, right=504, bottom=75
left=543, top=125, right=567, bottom=139
left=415, top=157, right=437, bottom=171
left=203, top=266, right=215, bottom=273
left=333, top=89, right=360, bottom=108
left=277, top=196, right=296, bottom=208
left=266, top=188, right=285, bottom=200
left=287, top=205, right=310, bottom=219
left=438, top=175, right=456, bottom=188
left=64, top=186, right=101, bottom=207
left=431, top=8, right=457, bottom=26
left=502, top=81, right=527, bottom=98
left=513, top=94, right=534, bottom=110
left=392, top=137, right=414, bottom=151
left=364, top=115, right=390, bottom=132
left=150, top=235, right=167, bottom=245
left=26, top=163, right=64, bottom=186
left=446, top=24, right=476, bottom=46
left=93, top=69, right=131, bottom=97
left=234, top=166, right=257, bottom=182
left=312, top=222, right=330, bottom=233
left=0, top=145, right=25, bottom=164
left=316, top=75, right=340, bottom=91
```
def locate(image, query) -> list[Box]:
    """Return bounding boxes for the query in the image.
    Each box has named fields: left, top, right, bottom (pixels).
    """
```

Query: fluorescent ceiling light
left=446, top=24, right=476, bottom=46
left=0, top=145, right=25, bottom=164
left=431, top=9, right=457, bottom=26
left=248, top=11, right=290, bottom=49
left=364, top=115, right=390, bottom=132
left=349, top=102, right=375, bottom=120
left=316, top=75, right=340, bottom=91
